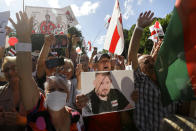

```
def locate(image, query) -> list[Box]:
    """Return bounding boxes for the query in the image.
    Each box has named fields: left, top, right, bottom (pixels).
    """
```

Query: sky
left=0, top=0, right=176, bottom=54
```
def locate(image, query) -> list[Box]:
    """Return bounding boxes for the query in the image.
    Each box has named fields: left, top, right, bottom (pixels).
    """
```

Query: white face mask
left=45, top=91, right=67, bottom=111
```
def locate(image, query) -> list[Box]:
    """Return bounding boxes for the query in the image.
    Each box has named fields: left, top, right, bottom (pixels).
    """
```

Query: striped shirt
left=133, top=68, right=177, bottom=131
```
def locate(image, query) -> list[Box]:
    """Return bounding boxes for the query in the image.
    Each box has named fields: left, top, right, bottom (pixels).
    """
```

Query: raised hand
left=9, top=11, right=33, bottom=43
left=151, top=39, right=163, bottom=61
left=76, top=94, right=89, bottom=109
left=44, top=34, right=55, bottom=46
left=75, top=64, right=83, bottom=79
left=137, top=10, right=154, bottom=28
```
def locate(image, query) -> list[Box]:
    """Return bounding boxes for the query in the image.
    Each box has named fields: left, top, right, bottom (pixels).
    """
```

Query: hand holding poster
left=0, top=11, right=10, bottom=47
left=25, top=6, right=78, bottom=35
left=81, top=70, right=135, bottom=116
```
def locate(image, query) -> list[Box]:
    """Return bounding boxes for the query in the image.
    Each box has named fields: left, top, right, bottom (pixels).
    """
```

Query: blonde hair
left=1, top=56, right=16, bottom=71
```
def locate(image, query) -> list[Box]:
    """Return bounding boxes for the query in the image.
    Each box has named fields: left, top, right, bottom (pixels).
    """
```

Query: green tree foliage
left=99, top=49, right=109, bottom=54
left=122, top=13, right=172, bottom=59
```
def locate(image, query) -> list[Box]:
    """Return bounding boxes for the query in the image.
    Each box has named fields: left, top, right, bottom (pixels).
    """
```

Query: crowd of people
left=0, top=10, right=195, bottom=131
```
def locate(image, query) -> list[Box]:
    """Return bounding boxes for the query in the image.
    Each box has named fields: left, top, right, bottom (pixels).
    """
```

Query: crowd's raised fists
left=136, top=10, right=154, bottom=28
left=9, top=11, right=33, bottom=43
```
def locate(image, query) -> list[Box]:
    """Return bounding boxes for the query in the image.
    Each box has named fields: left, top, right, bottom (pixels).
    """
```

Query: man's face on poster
left=94, top=74, right=112, bottom=98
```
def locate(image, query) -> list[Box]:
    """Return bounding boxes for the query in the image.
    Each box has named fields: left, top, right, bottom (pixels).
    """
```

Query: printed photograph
left=81, top=70, right=135, bottom=116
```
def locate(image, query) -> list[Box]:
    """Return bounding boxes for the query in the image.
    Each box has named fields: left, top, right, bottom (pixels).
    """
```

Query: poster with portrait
left=81, top=70, right=135, bottom=116
left=0, top=11, right=10, bottom=47
left=25, top=6, right=78, bottom=35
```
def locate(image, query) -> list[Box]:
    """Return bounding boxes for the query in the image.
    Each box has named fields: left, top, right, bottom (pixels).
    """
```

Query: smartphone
left=45, top=58, right=65, bottom=69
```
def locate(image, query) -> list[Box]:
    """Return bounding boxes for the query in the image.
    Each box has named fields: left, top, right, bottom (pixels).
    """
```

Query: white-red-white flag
left=154, top=21, right=164, bottom=36
left=104, top=0, right=124, bottom=55
left=148, top=21, right=164, bottom=43
left=87, top=41, right=92, bottom=51
left=149, top=25, right=158, bottom=42
left=8, top=48, right=16, bottom=56
left=76, top=47, right=82, bottom=54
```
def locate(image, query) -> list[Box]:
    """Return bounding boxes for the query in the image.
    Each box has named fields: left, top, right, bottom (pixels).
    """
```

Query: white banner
left=25, top=6, right=78, bottom=35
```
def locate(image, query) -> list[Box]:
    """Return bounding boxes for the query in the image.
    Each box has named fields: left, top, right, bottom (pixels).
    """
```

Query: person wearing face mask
left=26, top=75, right=80, bottom=131
left=58, top=58, right=78, bottom=109
left=9, top=11, right=80, bottom=131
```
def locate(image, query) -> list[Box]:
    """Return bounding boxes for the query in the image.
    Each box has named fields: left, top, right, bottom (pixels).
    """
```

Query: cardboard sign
left=25, top=6, right=78, bottom=34
left=81, top=70, right=135, bottom=116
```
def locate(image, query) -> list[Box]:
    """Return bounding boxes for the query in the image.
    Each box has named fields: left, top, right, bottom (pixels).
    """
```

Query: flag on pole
left=104, top=0, right=124, bottom=55
left=8, top=48, right=16, bottom=56
left=148, top=21, right=164, bottom=43
left=76, top=47, right=82, bottom=54
left=155, top=0, right=196, bottom=106
left=88, top=41, right=92, bottom=51
left=104, top=17, right=111, bottom=29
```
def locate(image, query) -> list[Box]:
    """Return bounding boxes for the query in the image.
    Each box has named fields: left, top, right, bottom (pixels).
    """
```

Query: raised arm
left=9, top=11, right=40, bottom=110
left=36, top=35, right=54, bottom=78
left=127, top=11, right=154, bottom=70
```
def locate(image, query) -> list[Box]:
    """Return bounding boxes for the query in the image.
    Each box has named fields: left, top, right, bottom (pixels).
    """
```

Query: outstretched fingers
left=143, top=11, right=147, bottom=18
left=16, top=13, right=21, bottom=24
left=139, top=12, right=143, bottom=19
left=8, top=18, right=16, bottom=28
left=146, top=10, right=151, bottom=18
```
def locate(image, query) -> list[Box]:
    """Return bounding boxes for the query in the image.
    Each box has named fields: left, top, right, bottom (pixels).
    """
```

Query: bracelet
left=15, top=43, right=32, bottom=52
left=136, top=26, right=144, bottom=31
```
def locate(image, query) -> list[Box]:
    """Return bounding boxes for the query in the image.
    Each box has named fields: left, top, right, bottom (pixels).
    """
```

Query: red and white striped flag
left=76, top=47, right=82, bottom=54
left=8, top=48, right=16, bottom=56
left=104, top=0, right=124, bottom=55
left=87, top=41, right=92, bottom=51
